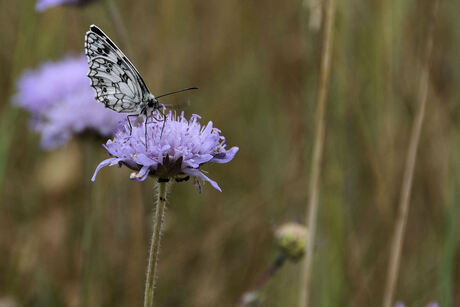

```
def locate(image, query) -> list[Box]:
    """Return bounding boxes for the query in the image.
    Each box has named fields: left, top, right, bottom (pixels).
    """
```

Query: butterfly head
left=146, top=93, right=160, bottom=112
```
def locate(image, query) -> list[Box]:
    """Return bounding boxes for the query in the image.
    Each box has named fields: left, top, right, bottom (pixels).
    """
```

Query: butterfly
left=84, top=24, right=197, bottom=146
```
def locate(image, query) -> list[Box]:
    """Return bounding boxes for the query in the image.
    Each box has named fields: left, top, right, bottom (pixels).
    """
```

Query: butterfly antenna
left=165, top=99, right=191, bottom=110
left=155, top=87, right=198, bottom=99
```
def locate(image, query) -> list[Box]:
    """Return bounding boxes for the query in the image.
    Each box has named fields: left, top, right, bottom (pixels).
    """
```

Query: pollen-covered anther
left=130, top=172, right=143, bottom=180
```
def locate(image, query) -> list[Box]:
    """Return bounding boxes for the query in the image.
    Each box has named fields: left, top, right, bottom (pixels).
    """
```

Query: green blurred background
left=1, top=0, right=459, bottom=306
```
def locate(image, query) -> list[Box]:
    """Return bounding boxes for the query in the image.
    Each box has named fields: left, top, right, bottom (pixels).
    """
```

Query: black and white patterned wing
left=84, top=25, right=151, bottom=113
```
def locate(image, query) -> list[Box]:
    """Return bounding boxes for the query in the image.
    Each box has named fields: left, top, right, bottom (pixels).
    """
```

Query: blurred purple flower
left=395, top=301, right=439, bottom=307
left=36, top=0, right=96, bottom=11
left=14, top=55, right=125, bottom=149
left=92, top=112, right=238, bottom=192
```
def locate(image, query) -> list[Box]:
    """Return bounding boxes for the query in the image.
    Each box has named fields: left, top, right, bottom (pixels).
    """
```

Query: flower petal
left=183, top=168, right=222, bottom=192
left=211, top=147, right=239, bottom=163
left=91, top=157, right=117, bottom=181
left=132, top=153, right=156, bottom=166
left=130, top=165, right=150, bottom=181
left=186, top=154, right=214, bottom=168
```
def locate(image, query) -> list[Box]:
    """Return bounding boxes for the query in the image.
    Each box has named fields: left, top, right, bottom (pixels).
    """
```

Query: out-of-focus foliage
left=0, top=0, right=459, bottom=306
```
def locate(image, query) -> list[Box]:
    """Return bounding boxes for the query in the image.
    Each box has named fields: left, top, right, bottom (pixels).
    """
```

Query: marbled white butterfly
left=84, top=24, right=197, bottom=145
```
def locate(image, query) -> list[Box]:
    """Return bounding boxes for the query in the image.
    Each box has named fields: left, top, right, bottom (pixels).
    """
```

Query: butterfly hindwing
left=85, top=25, right=150, bottom=113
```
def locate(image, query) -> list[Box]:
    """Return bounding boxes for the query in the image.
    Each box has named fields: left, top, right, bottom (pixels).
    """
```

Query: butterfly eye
left=148, top=100, right=154, bottom=108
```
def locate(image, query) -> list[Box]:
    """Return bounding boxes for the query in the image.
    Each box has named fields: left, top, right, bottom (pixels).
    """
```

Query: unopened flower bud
left=275, top=222, right=308, bottom=261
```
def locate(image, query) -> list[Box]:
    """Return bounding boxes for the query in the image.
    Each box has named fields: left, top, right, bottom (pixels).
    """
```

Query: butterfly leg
left=156, top=108, right=167, bottom=138
left=147, top=109, right=166, bottom=139
left=144, top=115, right=149, bottom=149
left=126, top=114, right=139, bottom=135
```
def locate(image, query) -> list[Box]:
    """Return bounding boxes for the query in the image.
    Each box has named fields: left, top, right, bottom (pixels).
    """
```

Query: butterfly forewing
left=85, top=25, right=150, bottom=113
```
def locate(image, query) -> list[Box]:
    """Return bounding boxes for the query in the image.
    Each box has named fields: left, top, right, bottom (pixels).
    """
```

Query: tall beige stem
left=298, top=0, right=336, bottom=306
left=382, top=2, right=439, bottom=307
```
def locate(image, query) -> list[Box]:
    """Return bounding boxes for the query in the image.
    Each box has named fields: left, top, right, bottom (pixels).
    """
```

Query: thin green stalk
left=0, top=0, right=36, bottom=205
left=103, top=0, right=132, bottom=55
left=382, top=2, right=439, bottom=307
left=238, top=253, right=287, bottom=307
left=439, top=130, right=460, bottom=307
left=298, top=0, right=335, bottom=306
left=439, top=169, right=457, bottom=307
left=79, top=142, right=101, bottom=307
left=144, top=181, right=169, bottom=307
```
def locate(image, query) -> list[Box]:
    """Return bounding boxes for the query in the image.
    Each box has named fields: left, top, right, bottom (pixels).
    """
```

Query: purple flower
left=35, top=0, right=96, bottom=11
left=395, top=302, right=439, bottom=307
left=92, top=112, right=238, bottom=192
left=14, top=55, right=125, bottom=149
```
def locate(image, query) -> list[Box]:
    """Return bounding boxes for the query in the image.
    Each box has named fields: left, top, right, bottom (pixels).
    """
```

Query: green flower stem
left=80, top=142, right=101, bottom=307
left=238, top=253, right=287, bottom=307
left=144, top=181, right=169, bottom=307
left=253, top=253, right=286, bottom=291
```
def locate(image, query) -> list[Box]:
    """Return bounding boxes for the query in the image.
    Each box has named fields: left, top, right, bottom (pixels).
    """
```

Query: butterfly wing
left=85, top=25, right=150, bottom=113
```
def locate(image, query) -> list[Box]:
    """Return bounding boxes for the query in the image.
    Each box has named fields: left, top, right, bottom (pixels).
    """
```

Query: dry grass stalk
left=382, top=2, right=439, bottom=307
left=298, top=0, right=336, bottom=306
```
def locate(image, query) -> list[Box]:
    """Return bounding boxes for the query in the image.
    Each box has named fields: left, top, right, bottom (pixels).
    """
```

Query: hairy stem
left=144, top=181, right=168, bottom=307
left=382, top=2, right=439, bottom=307
left=298, top=0, right=336, bottom=306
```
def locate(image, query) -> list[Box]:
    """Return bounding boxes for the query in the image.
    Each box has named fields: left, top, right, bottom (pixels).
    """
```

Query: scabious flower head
left=36, top=0, right=96, bottom=11
left=275, top=222, right=308, bottom=262
left=14, top=55, right=125, bottom=149
left=92, top=112, right=238, bottom=192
